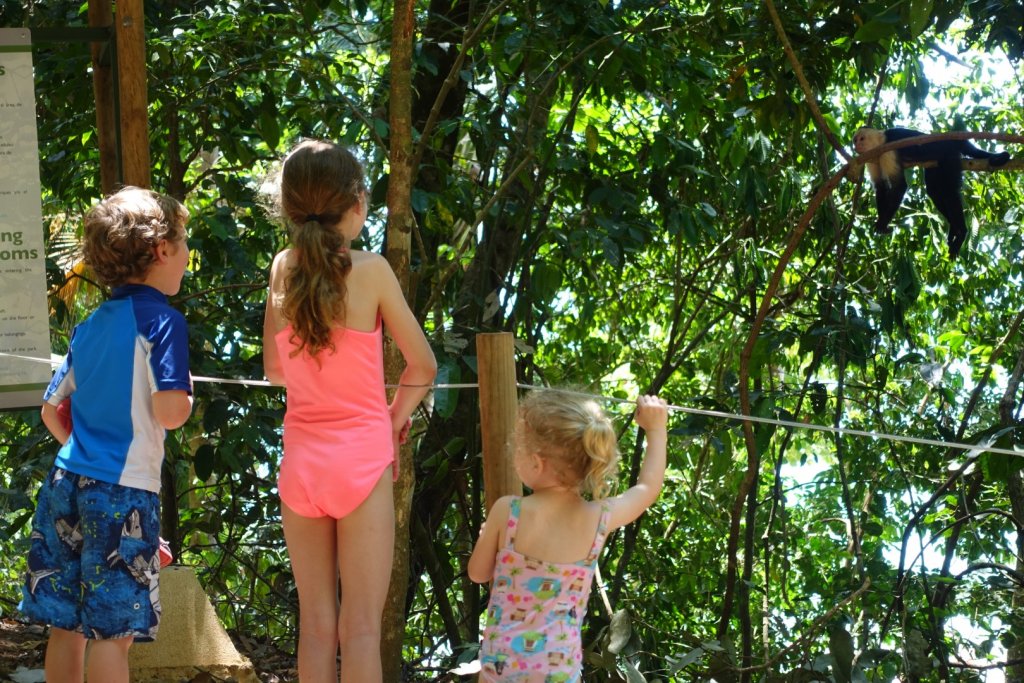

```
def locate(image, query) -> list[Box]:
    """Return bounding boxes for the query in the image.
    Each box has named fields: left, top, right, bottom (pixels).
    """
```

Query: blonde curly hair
left=517, top=389, right=620, bottom=498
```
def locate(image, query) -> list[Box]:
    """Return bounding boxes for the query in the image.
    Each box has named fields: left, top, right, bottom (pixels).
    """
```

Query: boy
left=20, top=187, right=194, bottom=683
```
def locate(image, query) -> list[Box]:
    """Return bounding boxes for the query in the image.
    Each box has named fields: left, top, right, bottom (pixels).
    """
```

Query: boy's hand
left=634, top=394, right=668, bottom=432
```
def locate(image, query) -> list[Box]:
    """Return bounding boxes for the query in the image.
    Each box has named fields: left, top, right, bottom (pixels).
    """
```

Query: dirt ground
left=0, top=617, right=297, bottom=682
left=0, top=618, right=45, bottom=679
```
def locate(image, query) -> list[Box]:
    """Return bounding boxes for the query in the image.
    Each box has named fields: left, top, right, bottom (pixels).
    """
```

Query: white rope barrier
left=3, top=351, right=1021, bottom=459
left=0, top=352, right=479, bottom=389
left=522, top=384, right=1024, bottom=460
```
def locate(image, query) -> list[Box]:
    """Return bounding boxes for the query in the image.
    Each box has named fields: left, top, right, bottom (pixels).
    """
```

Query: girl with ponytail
left=263, top=140, right=436, bottom=682
left=468, top=390, right=668, bottom=680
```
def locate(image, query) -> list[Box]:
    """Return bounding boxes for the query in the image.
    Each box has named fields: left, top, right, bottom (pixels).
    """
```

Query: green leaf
left=621, top=658, right=647, bottom=683
left=531, top=261, right=563, bottom=307
left=829, top=623, right=854, bottom=683
left=754, top=421, right=777, bottom=455
left=301, top=0, right=319, bottom=25
left=608, top=609, right=632, bottom=654
left=194, top=444, right=216, bottom=481
left=892, top=254, right=922, bottom=304
left=854, top=20, right=897, bottom=42
left=863, top=520, right=885, bottom=536
left=669, top=646, right=704, bottom=672
left=810, top=382, right=827, bottom=415
left=203, top=399, right=231, bottom=433
left=748, top=335, right=772, bottom=376
left=980, top=448, right=1024, bottom=483
left=434, top=360, right=461, bottom=419
left=908, top=0, right=934, bottom=38
left=585, top=124, right=599, bottom=156
left=442, top=437, right=467, bottom=456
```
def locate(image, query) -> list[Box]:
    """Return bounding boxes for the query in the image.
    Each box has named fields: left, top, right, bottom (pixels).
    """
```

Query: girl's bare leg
left=282, top=502, right=340, bottom=683
left=337, top=471, right=394, bottom=683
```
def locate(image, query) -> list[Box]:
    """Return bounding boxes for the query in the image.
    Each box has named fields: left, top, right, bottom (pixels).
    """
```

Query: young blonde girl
left=263, top=140, right=436, bottom=682
left=468, top=390, right=668, bottom=681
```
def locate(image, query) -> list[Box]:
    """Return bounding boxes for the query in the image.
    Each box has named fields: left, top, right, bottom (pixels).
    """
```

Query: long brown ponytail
left=278, top=140, right=366, bottom=357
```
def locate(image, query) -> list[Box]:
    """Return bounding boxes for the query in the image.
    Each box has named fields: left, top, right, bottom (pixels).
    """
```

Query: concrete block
left=128, top=566, right=256, bottom=683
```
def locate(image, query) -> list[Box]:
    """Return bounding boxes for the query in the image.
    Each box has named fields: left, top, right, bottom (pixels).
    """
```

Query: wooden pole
left=88, top=0, right=117, bottom=194
left=477, top=332, right=522, bottom=512
left=114, top=0, right=150, bottom=188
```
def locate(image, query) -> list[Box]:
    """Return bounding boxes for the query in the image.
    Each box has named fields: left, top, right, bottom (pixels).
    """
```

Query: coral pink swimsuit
left=274, top=322, right=392, bottom=519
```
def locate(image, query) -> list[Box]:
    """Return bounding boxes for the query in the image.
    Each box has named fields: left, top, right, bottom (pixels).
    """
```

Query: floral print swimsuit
left=480, top=497, right=610, bottom=682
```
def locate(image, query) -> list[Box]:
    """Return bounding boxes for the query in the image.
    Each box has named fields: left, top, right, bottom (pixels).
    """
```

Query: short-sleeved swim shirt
left=44, top=284, right=191, bottom=493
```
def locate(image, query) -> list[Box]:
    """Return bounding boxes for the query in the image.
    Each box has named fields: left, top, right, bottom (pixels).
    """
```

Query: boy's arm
left=607, top=395, right=669, bottom=531
left=468, top=495, right=513, bottom=584
left=152, top=389, right=193, bottom=430
left=41, top=402, right=70, bottom=444
left=41, top=351, right=74, bottom=444
left=145, top=310, right=193, bottom=430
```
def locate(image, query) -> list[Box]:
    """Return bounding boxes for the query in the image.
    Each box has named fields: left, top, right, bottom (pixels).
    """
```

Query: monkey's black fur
left=853, top=127, right=1010, bottom=258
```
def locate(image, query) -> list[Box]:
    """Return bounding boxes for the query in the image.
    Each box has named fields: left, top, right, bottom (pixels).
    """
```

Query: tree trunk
left=381, top=0, right=416, bottom=679
left=113, top=0, right=150, bottom=188
left=88, top=0, right=117, bottom=194
left=1008, top=471, right=1024, bottom=683
left=1006, top=353, right=1024, bottom=683
left=1002, top=350, right=1024, bottom=683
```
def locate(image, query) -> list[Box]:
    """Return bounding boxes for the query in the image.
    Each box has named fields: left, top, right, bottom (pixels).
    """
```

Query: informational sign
left=0, top=28, right=51, bottom=410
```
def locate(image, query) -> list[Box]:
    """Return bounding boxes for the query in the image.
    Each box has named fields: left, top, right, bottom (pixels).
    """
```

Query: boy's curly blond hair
left=517, top=389, right=620, bottom=498
left=82, top=187, right=189, bottom=288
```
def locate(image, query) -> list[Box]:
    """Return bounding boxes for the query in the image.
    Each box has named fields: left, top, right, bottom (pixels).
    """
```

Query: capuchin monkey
left=853, top=127, right=1011, bottom=258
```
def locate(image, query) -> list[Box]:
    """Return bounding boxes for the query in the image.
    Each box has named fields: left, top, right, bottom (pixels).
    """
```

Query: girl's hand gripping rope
left=634, top=394, right=669, bottom=433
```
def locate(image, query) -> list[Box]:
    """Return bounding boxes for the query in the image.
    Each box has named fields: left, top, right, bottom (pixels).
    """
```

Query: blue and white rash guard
left=44, top=284, right=191, bottom=493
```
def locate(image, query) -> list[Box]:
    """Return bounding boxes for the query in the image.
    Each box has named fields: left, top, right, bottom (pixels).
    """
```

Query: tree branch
left=763, top=0, right=850, bottom=160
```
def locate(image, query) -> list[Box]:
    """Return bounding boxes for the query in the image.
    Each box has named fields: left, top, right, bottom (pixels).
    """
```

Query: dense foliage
left=1, top=0, right=1023, bottom=681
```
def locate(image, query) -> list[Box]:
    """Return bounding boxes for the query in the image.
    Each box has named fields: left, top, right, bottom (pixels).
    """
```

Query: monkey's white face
left=853, top=128, right=883, bottom=154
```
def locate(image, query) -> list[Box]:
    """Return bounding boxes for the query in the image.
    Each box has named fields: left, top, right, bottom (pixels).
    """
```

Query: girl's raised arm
left=606, top=395, right=668, bottom=531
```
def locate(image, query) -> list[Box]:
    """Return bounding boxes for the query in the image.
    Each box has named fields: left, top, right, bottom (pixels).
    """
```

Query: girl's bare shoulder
left=271, top=248, right=296, bottom=271
left=348, top=250, right=397, bottom=285
left=269, top=250, right=295, bottom=288
left=348, top=249, right=387, bottom=266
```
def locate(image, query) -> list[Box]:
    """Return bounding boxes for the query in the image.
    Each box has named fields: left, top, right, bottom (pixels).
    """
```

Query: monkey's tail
left=987, top=151, right=1011, bottom=168
left=963, top=142, right=1011, bottom=167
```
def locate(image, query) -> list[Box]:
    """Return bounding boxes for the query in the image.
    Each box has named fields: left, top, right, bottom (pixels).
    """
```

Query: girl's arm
left=263, top=251, right=288, bottom=385
left=606, top=395, right=669, bottom=531
left=468, top=495, right=513, bottom=583
left=375, top=257, right=437, bottom=431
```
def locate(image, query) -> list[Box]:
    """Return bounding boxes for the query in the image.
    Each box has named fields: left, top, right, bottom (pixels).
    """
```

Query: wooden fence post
left=114, top=0, right=150, bottom=188
left=476, top=332, right=522, bottom=512
left=88, top=0, right=117, bottom=194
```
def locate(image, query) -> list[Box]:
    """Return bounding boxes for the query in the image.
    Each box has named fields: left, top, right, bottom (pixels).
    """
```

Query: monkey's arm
left=923, top=158, right=967, bottom=258
left=873, top=172, right=908, bottom=234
